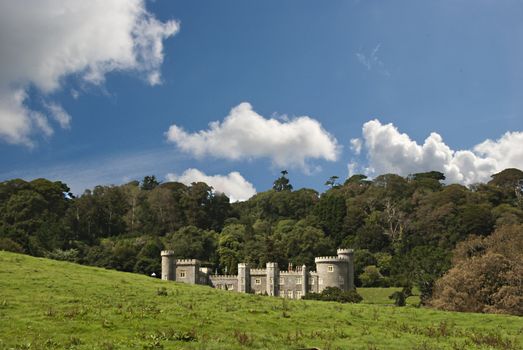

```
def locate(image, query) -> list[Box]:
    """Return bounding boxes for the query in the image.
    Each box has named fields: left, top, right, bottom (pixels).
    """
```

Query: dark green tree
left=272, top=170, right=293, bottom=192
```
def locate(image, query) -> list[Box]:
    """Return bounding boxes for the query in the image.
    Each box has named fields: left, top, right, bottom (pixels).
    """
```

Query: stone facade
left=160, top=248, right=355, bottom=299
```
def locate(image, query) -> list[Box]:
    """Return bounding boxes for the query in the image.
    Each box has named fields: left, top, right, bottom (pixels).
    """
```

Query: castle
left=161, top=248, right=354, bottom=299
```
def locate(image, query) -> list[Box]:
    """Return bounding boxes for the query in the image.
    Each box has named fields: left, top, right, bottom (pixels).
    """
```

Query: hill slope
left=0, top=252, right=521, bottom=350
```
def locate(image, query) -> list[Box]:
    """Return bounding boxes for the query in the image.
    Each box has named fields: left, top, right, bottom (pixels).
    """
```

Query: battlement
left=250, top=268, right=267, bottom=275
left=210, top=274, right=238, bottom=279
left=280, top=271, right=302, bottom=275
left=314, top=256, right=348, bottom=263
left=161, top=250, right=175, bottom=256
left=337, top=248, right=354, bottom=255
left=266, top=262, right=278, bottom=268
left=176, top=259, right=200, bottom=265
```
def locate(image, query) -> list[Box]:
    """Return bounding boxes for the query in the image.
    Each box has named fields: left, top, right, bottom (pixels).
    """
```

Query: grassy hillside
left=0, top=252, right=521, bottom=350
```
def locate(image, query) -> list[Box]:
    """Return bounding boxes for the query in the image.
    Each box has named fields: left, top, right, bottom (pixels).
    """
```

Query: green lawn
left=358, top=287, right=421, bottom=306
left=0, top=251, right=521, bottom=350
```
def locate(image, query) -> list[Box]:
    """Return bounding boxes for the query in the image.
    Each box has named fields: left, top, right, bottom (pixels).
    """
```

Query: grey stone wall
left=209, top=275, right=238, bottom=291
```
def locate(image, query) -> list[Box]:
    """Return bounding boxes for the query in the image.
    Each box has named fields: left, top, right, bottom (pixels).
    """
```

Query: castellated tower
left=336, top=248, right=355, bottom=290
left=176, top=259, right=200, bottom=284
left=266, top=262, right=279, bottom=296
left=237, top=263, right=251, bottom=293
left=161, top=250, right=175, bottom=281
left=314, top=250, right=353, bottom=292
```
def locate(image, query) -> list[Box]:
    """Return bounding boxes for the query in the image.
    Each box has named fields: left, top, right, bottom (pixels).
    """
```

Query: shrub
left=0, top=237, right=24, bottom=253
left=304, top=287, right=362, bottom=303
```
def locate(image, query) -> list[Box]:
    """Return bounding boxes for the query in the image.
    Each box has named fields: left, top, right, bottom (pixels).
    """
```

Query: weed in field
left=156, top=287, right=168, bottom=296
left=67, top=336, right=82, bottom=347
left=234, top=329, right=253, bottom=346
left=468, top=331, right=520, bottom=350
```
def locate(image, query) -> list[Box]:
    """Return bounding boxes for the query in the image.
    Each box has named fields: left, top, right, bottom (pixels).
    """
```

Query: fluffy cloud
left=166, top=102, right=340, bottom=171
left=166, top=168, right=256, bottom=202
left=351, top=119, right=523, bottom=185
left=0, top=0, right=178, bottom=146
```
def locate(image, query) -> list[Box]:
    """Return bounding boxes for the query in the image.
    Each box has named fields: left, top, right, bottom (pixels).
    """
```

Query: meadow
left=0, top=251, right=521, bottom=350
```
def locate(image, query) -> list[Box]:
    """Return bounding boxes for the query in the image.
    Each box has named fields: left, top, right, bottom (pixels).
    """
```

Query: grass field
left=0, top=251, right=521, bottom=350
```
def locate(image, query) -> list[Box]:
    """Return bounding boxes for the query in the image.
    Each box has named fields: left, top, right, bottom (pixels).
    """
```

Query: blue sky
left=0, top=0, right=522, bottom=200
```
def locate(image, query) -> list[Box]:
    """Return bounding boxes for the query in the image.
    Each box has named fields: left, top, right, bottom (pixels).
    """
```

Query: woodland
left=0, top=168, right=522, bottom=315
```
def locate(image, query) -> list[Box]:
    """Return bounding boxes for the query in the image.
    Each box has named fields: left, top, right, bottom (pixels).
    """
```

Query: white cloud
left=166, top=168, right=256, bottom=202
left=355, top=43, right=390, bottom=77
left=350, top=138, right=362, bottom=155
left=352, top=119, right=523, bottom=185
left=45, top=102, right=71, bottom=129
left=0, top=0, right=179, bottom=145
left=166, top=102, right=340, bottom=171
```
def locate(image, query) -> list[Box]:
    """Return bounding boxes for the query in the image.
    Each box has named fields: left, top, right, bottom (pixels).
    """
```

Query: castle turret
left=315, top=254, right=350, bottom=292
left=238, top=263, right=251, bottom=293
left=337, top=248, right=355, bottom=290
left=161, top=250, right=175, bottom=281
left=266, top=262, right=279, bottom=296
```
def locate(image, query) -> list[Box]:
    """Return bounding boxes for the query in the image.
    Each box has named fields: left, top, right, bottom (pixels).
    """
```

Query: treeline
left=0, top=169, right=522, bottom=314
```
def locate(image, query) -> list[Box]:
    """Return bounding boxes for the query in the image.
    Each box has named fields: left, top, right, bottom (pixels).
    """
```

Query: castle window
left=255, top=278, right=261, bottom=285
left=296, top=277, right=302, bottom=285
left=287, top=290, right=294, bottom=298
left=269, top=277, right=273, bottom=284
left=338, top=276, right=344, bottom=284
left=296, top=291, right=302, bottom=299
left=327, top=265, right=334, bottom=272
left=227, top=284, right=234, bottom=290
left=310, top=278, right=315, bottom=285
left=280, top=277, right=285, bottom=285
left=319, top=278, right=323, bottom=285
left=179, top=270, right=186, bottom=278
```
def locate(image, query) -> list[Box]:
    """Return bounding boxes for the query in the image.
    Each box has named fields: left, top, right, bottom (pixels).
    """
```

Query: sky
left=0, top=0, right=522, bottom=201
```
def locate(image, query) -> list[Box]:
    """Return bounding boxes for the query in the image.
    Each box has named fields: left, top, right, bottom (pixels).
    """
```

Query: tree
left=164, top=226, right=217, bottom=262
left=141, top=175, right=160, bottom=191
left=359, top=265, right=386, bottom=287
left=431, top=224, right=523, bottom=315
left=272, top=170, right=293, bottom=192
left=324, top=175, right=339, bottom=188
left=390, top=246, right=451, bottom=303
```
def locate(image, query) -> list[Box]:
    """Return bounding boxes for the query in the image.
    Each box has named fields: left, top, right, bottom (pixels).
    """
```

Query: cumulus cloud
left=166, top=102, right=340, bottom=171
left=351, top=119, right=523, bottom=185
left=166, top=168, right=256, bottom=202
left=0, top=0, right=179, bottom=146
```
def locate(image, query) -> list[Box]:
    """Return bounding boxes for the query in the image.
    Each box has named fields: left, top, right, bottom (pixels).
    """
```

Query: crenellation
left=314, top=256, right=348, bottom=263
left=176, top=259, right=200, bottom=265
left=210, top=274, right=237, bottom=278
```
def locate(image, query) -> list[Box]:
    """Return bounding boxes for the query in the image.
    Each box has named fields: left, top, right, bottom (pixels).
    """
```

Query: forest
left=0, top=168, right=522, bottom=315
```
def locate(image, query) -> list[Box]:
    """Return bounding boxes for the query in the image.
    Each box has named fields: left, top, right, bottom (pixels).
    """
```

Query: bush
left=0, top=237, right=24, bottom=253
left=303, top=287, right=362, bottom=303
left=389, top=291, right=405, bottom=306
